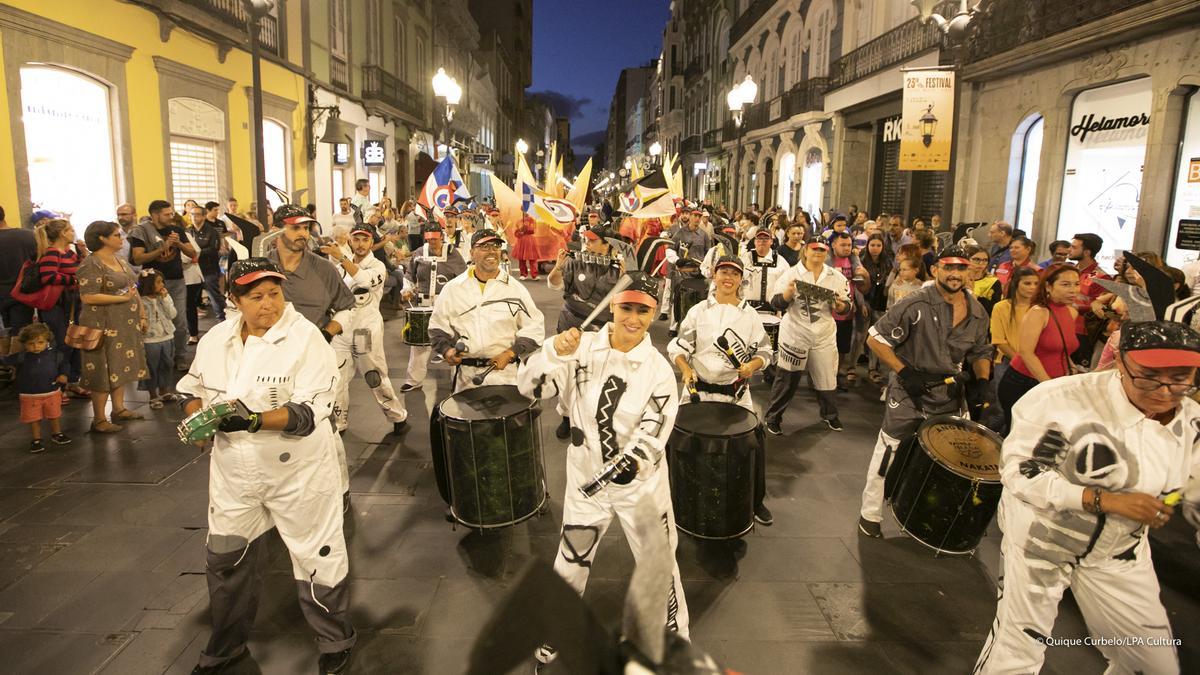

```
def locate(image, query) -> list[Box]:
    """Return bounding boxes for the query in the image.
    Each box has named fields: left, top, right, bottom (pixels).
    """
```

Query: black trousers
left=996, top=366, right=1040, bottom=434
left=185, top=282, right=203, bottom=337
left=765, top=369, right=838, bottom=426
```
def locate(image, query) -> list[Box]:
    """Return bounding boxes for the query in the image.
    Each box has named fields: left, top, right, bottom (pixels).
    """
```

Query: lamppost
left=726, top=74, right=757, bottom=210
left=648, top=141, right=662, bottom=171
left=243, top=0, right=274, bottom=224
left=911, top=0, right=982, bottom=41
left=431, top=67, right=461, bottom=160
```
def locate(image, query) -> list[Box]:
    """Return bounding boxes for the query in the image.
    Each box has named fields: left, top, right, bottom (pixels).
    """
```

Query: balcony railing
left=178, top=0, right=280, bottom=55
left=703, top=128, right=723, bottom=148
left=683, top=58, right=702, bottom=80
left=730, top=77, right=828, bottom=135
left=681, top=134, right=702, bottom=155
left=827, top=17, right=942, bottom=90
left=362, top=65, right=426, bottom=122
left=330, top=55, right=349, bottom=90
left=963, top=0, right=1153, bottom=63
left=730, top=0, right=778, bottom=46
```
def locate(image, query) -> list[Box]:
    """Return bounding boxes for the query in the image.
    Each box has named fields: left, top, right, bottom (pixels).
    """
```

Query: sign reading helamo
left=1070, top=112, right=1151, bottom=143
left=900, top=69, right=955, bottom=172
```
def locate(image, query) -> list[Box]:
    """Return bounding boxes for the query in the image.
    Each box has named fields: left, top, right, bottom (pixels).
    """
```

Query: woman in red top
left=512, top=214, right=540, bottom=280
left=996, top=264, right=1080, bottom=432
left=994, top=235, right=1039, bottom=293
left=34, top=219, right=88, bottom=397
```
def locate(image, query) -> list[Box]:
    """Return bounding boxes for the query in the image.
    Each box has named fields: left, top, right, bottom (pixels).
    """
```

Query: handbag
left=64, top=296, right=103, bottom=351
left=10, top=258, right=63, bottom=310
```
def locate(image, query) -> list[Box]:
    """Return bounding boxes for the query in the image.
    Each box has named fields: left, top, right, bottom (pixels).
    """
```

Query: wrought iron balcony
left=734, top=77, right=828, bottom=134
left=681, top=134, right=702, bottom=155
left=172, top=0, right=280, bottom=55
left=330, top=55, right=349, bottom=90
left=826, top=18, right=942, bottom=90
left=703, top=128, right=723, bottom=148
left=683, top=58, right=703, bottom=80
left=963, top=0, right=1156, bottom=63
left=730, top=0, right=778, bottom=46
left=362, top=65, right=427, bottom=123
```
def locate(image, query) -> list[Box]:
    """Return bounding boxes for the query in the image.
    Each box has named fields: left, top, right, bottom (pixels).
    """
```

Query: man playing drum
left=517, top=272, right=689, bottom=668
left=429, top=228, right=544, bottom=392
left=668, top=255, right=773, bottom=525
left=546, top=226, right=624, bottom=439
left=763, top=237, right=852, bottom=435
left=325, top=224, right=408, bottom=435
left=974, top=320, right=1200, bottom=674
left=857, top=245, right=993, bottom=538
left=742, top=227, right=791, bottom=384
left=399, top=223, right=467, bottom=392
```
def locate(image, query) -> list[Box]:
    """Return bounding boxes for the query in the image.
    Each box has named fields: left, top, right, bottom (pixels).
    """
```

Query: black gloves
left=898, top=368, right=941, bottom=401
left=218, top=400, right=263, bottom=433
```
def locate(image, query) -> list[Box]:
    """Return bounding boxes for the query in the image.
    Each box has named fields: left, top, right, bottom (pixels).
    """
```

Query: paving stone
left=37, top=524, right=194, bottom=572
left=99, top=626, right=207, bottom=675
left=689, top=581, right=836, bottom=642
left=37, top=570, right=177, bottom=632
left=0, top=629, right=129, bottom=673
left=0, top=569, right=100, bottom=628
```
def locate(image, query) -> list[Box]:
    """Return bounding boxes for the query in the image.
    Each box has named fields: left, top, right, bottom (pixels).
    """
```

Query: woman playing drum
left=518, top=272, right=690, bottom=667
left=177, top=258, right=354, bottom=674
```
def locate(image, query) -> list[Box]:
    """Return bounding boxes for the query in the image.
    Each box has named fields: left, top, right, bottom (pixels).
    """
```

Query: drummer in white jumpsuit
left=178, top=258, right=354, bottom=674
left=398, top=224, right=466, bottom=392
left=669, top=255, right=773, bottom=524
left=763, top=237, right=851, bottom=434
left=428, top=228, right=544, bottom=392
left=519, top=272, right=690, bottom=667
left=326, top=225, right=408, bottom=434
left=974, top=320, right=1200, bottom=675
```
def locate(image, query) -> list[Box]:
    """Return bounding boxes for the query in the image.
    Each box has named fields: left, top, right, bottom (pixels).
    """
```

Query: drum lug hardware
left=970, top=479, right=983, bottom=506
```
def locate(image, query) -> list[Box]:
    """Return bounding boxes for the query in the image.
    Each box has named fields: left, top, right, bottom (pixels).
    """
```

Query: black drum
left=667, top=402, right=760, bottom=540
left=673, top=277, right=709, bottom=323
left=758, top=312, right=780, bottom=354
left=404, top=307, right=433, bottom=346
left=438, top=385, right=547, bottom=529
left=886, top=415, right=1003, bottom=555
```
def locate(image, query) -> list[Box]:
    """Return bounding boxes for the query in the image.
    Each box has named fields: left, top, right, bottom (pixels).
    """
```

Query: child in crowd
left=137, top=269, right=178, bottom=409
left=889, top=258, right=924, bottom=306
left=3, top=323, right=71, bottom=453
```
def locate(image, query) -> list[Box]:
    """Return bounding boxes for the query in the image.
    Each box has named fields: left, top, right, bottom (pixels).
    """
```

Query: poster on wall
left=1055, top=77, right=1152, bottom=269
left=899, top=68, right=955, bottom=172
left=1165, top=91, right=1200, bottom=268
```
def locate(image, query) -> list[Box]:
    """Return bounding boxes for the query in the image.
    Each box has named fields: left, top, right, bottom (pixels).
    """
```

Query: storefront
left=1163, top=90, right=1200, bottom=268
left=312, top=86, right=396, bottom=222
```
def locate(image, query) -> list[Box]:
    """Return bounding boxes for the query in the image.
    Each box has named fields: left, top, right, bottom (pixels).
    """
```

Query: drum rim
left=448, top=490, right=548, bottom=529
left=405, top=306, right=434, bottom=313
left=438, top=384, right=537, bottom=422
left=915, top=414, right=1003, bottom=483
left=673, top=400, right=760, bottom=437
left=887, top=500, right=982, bottom=556
left=676, top=521, right=754, bottom=540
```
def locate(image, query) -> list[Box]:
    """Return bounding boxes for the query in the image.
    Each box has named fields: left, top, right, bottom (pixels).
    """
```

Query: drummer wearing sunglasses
left=974, top=320, right=1200, bottom=674
left=177, top=258, right=355, bottom=674
left=518, top=272, right=690, bottom=668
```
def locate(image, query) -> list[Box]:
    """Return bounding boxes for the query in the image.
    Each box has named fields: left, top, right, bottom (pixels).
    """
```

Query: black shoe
left=754, top=503, right=774, bottom=526
left=392, top=420, right=409, bottom=435
left=29, top=439, right=45, bottom=454
left=399, top=382, right=422, bottom=393
left=318, top=647, right=353, bottom=674
left=555, top=417, right=571, bottom=440
left=667, top=328, right=678, bottom=338
left=49, top=433, right=71, bottom=445
left=825, top=417, right=844, bottom=432
left=765, top=422, right=782, bottom=436
left=190, top=651, right=248, bottom=674
left=858, top=517, right=882, bottom=538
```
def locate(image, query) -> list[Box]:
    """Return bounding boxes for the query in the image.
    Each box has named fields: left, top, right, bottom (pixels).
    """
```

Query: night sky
left=530, top=0, right=670, bottom=167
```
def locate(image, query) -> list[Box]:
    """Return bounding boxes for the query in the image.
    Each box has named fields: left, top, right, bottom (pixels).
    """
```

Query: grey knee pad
left=364, top=369, right=382, bottom=388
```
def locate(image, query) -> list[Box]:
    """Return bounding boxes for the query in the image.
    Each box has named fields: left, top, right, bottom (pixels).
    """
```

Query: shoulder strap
left=1048, top=305, right=1072, bottom=375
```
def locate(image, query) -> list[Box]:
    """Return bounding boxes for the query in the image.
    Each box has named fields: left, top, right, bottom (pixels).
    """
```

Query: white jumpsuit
left=401, top=243, right=467, bottom=387
left=177, top=303, right=354, bottom=666
left=739, top=248, right=791, bottom=307
left=428, top=267, right=545, bottom=392
left=332, top=253, right=407, bottom=430
left=517, top=326, right=690, bottom=638
left=974, top=371, right=1200, bottom=675
left=667, top=296, right=770, bottom=412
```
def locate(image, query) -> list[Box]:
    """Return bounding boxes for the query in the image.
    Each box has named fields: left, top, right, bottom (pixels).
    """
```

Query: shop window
left=1056, top=78, right=1152, bottom=267
left=1165, top=90, right=1200, bottom=268
left=1005, top=115, right=1044, bottom=234
left=20, top=66, right=119, bottom=225
left=777, top=152, right=796, bottom=215
left=170, top=139, right=219, bottom=207
left=261, top=118, right=289, bottom=208
left=800, top=149, right=823, bottom=220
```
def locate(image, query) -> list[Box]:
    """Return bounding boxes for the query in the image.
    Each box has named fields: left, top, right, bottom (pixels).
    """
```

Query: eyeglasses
left=474, top=242, right=502, bottom=251
left=1119, top=354, right=1199, bottom=396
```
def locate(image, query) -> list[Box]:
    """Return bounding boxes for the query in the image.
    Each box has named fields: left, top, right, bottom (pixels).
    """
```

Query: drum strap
left=460, top=356, right=521, bottom=368
left=878, top=443, right=894, bottom=478
left=695, top=379, right=747, bottom=399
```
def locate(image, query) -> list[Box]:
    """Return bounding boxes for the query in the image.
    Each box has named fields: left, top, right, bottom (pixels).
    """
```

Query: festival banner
left=899, top=68, right=955, bottom=172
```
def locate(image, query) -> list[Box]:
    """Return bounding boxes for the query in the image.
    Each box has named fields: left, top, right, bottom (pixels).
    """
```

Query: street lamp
left=727, top=74, right=756, bottom=210
left=648, top=141, right=662, bottom=170
left=919, top=105, right=938, bottom=147
left=911, top=0, right=980, bottom=42
left=243, top=0, right=275, bottom=224
left=432, top=67, right=461, bottom=160
left=515, top=138, right=529, bottom=155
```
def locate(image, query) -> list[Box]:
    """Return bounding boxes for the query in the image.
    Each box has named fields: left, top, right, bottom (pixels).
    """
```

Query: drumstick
left=579, top=454, right=636, bottom=498
left=578, top=274, right=633, bottom=330
left=715, top=336, right=744, bottom=369
left=471, top=363, right=497, bottom=386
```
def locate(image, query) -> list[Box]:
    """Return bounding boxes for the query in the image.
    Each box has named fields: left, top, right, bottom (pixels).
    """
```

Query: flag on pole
left=417, top=155, right=472, bottom=222
left=522, top=181, right=578, bottom=230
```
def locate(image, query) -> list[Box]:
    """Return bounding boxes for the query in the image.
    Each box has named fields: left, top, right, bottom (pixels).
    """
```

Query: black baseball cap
left=714, top=255, right=744, bottom=274
left=1120, top=320, right=1200, bottom=368
left=228, top=257, right=285, bottom=286
left=613, top=272, right=659, bottom=307
left=938, top=245, right=970, bottom=266
left=471, top=228, right=503, bottom=247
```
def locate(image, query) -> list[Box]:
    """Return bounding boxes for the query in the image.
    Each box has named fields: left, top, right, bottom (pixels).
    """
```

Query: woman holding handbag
left=76, top=220, right=148, bottom=433
left=34, top=219, right=88, bottom=399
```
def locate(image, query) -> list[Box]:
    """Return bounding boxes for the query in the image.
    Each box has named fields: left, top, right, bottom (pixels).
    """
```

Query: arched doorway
left=777, top=152, right=796, bottom=215
left=799, top=148, right=823, bottom=221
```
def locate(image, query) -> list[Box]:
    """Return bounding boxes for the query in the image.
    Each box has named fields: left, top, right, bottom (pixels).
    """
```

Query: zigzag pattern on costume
left=595, top=375, right=627, bottom=461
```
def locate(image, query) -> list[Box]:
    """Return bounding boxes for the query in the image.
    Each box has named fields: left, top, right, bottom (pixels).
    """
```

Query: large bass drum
left=667, top=401, right=760, bottom=540
left=438, top=385, right=547, bottom=529
left=886, top=415, right=1003, bottom=555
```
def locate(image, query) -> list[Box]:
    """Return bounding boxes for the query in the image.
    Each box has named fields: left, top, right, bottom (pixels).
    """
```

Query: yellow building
left=0, top=0, right=309, bottom=224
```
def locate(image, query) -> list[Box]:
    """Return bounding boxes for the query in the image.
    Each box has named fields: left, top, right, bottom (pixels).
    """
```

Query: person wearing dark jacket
left=3, top=323, right=72, bottom=453
left=197, top=202, right=227, bottom=321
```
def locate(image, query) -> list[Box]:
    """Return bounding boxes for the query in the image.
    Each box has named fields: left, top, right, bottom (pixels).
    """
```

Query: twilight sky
left=530, top=0, right=670, bottom=166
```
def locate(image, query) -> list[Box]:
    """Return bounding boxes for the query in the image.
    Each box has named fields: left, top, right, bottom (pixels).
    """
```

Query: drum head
left=675, top=401, right=758, bottom=437
left=917, top=415, right=1002, bottom=481
left=440, top=385, right=533, bottom=421
left=407, top=307, right=433, bottom=315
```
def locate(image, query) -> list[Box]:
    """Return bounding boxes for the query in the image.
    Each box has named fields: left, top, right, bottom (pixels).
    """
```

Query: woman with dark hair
left=77, top=221, right=148, bottom=433
left=177, top=258, right=354, bottom=673
left=969, top=245, right=1003, bottom=314
left=860, top=233, right=892, bottom=384
left=996, top=264, right=1080, bottom=430
left=34, top=218, right=87, bottom=397
left=777, top=223, right=807, bottom=267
